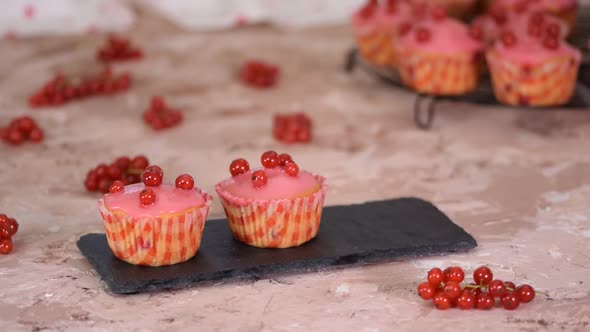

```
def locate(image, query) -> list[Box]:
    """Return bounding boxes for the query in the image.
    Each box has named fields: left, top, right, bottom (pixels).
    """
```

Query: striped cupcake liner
left=215, top=175, right=327, bottom=248
left=356, top=31, right=398, bottom=67
left=486, top=50, right=580, bottom=107
left=97, top=189, right=213, bottom=266
left=397, top=50, right=481, bottom=96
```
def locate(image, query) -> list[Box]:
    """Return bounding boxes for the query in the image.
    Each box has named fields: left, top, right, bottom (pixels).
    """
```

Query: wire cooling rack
left=345, top=6, right=590, bottom=129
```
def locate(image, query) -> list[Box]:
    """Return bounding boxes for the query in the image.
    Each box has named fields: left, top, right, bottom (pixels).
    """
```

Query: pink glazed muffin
left=98, top=166, right=213, bottom=266
left=396, top=9, right=484, bottom=95
left=490, top=0, right=578, bottom=30
left=216, top=151, right=327, bottom=249
left=351, top=0, right=412, bottom=67
left=410, top=0, right=479, bottom=19
left=486, top=29, right=581, bottom=106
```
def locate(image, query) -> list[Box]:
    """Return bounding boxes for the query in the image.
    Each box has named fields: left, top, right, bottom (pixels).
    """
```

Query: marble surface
left=1, top=11, right=590, bottom=332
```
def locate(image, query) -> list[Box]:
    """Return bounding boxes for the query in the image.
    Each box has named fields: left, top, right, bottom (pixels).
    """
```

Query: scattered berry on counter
left=0, top=116, right=44, bottom=146
left=28, top=68, right=132, bottom=108
left=240, top=60, right=280, bottom=88
left=0, top=214, right=19, bottom=255
left=142, top=96, right=183, bottom=130
left=84, top=155, right=150, bottom=194
left=97, top=35, right=143, bottom=62
left=417, top=266, right=539, bottom=310
left=273, top=112, right=312, bottom=144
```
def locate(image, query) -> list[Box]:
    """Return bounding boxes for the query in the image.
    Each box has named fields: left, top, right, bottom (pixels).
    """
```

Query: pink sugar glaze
left=351, top=0, right=380, bottom=36
left=492, top=36, right=581, bottom=65
left=219, top=168, right=321, bottom=200
left=104, top=183, right=207, bottom=218
left=492, top=0, right=577, bottom=12
left=398, top=17, right=483, bottom=55
left=375, top=0, right=413, bottom=30
left=473, top=10, right=568, bottom=44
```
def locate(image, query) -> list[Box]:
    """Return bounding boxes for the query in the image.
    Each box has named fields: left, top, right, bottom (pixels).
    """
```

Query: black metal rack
left=345, top=6, right=590, bottom=130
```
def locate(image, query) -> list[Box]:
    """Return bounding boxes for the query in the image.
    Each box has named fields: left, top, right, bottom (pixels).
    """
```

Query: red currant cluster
left=0, top=116, right=44, bottom=145
left=229, top=151, right=299, bottom=188
left=500, top=14, right=561, bottom=50
left=115, top=165, right=195, bottom=206
left=97, top=35, right=143, bottom=62
left=143, top=96, right=183, bottom=130
left=0, top=214, right=19, bottom=255
left=417, top=266, right=536, bottom=310
left=28, top=68, right=132, bottom=108
left=84, top=155, right=150, bottom=194
left=240, top=60, right=280, bottom=88
left=273, top=113, right=312, bottom=144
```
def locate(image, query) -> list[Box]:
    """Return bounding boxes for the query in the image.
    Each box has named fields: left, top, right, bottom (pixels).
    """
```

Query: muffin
left=489, top=0, right=578, bottom=30
left=472, top=9, right=570, bottom=45
left=215, top=151, right=327, bottom=248
left=396, top=10, right=484, bottom=95
left=98, top=166, right=212, bottom=266
left=486, top=29, right=581, bottom=106
left=351, top=0, right=411, bottom=67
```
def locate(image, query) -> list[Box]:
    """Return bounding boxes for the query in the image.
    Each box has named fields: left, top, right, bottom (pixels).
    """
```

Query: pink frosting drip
left=219, top=168, right=321, bottom=200
left=492, top=37, right=581, bottom=64
left=493, top=0, right=577, bottom=11
left=398, top=17, right=483, bottom=54
left=104, top=183, right=207, bottom=218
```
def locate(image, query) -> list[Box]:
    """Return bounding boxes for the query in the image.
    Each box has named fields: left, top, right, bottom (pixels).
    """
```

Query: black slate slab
left=78, top=197, right=477, bottom=294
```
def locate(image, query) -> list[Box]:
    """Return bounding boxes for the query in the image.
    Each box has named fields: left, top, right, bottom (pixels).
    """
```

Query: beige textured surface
left=1, top=12, right=590, bottom=332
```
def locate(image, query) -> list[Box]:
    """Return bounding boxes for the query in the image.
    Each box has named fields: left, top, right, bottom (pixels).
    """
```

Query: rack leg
left=344, top=48, right=358, bottom=73
left=414, top=95, right=437, bottom=130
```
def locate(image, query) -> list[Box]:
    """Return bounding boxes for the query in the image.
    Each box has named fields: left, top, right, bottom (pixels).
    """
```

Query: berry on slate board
left=1, top=116, right=44, bottom=146
left=417, top=266, right=540, bottom=310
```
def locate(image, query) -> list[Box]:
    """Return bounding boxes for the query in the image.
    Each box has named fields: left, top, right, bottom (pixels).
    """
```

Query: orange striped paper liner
left=215, top=175, right=327, bottom=248
left=356, top=31, right=398, bottom=67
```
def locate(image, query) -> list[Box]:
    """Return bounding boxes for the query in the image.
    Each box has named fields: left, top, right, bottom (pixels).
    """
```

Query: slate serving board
left=78, top=197, right=477, bottom=294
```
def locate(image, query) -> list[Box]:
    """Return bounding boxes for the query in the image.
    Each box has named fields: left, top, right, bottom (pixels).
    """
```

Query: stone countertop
left=1, top=12, right=590, bottom=332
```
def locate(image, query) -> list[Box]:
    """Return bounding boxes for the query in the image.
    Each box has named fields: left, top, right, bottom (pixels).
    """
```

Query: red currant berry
left=527, top=23, right=542, bottom=37
left=251, top=170, right=268, bottom=188
left=543, top=37, right=559, bottom=50
left=457, top=290, right=476, bottom=310
left=278, top=153, right=293, bottom=166
left=431, top=7, right=446, bottom=20
left=6, top=218, right=18, bottom=236
left=469, top=26, right=483, bottom=41
left=261, top=150, right=279, bottom=169
left=474, top=266, right=493, bottom=285
left=432, top=291, right=451, bottom=310
left=107, top=164, right=122, bottom=180
left=417, top=282, right=435, bottom=300
left=504, top=281, right=516, bottom=291
left=115, top=156, right=131, bottom=170
left=131, top=155, right=149, bottom=171
left=285, top=163, right=299, bottom=177
left=0, top=238, right=13, bottom=254
left=7, top=129, right=24, bottom=145
left=28, top=127, right=44, bottom=143
left=142, top=170, right=163, bottom=186
left=0, top=226, right=10, bottom=239
left=530, top=12, right=544, bottom=25
left=139, top=188, right=157, bottom=205
left=501, top=31, right=517, bottom=48
left=447, top=267, right=465, bottom=283
left=109, top=180, right=125, bottom=193
left=475, top=293, right=495, bottom=310
left=443, top=281, right=462, bottom=299
left=416, top=27, right=431, bottom=43
left=442, top=267, right=452, bottom=282
left=17, top=116, right=35, bottom=133
left=470, top=284, right=483, bottom=297
left=488, top=280, right=507, bottom=298
left=95, top=164, right=109, bottom=177
left=175, top=174, right=194, bottom=190
left=427, top=268, right=443, bottom=286
left=98, top=178, right=112, bottom=194
left=230, top=158, right=250, bottom=176
left=545, top=23, right=561, bottom=38
left=516, top=284, right=535, bottom=303
left=398, top=23, right=412, bottom=37
left=501, top=292, right=520, bottom=310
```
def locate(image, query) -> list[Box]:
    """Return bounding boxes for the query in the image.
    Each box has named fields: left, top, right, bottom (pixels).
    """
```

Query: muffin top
left=397, top=12, right=483, bottom=55
left=104, top=183, right=207, bottom=218
left=490, top=28, right=581, bottom=64
left=492, top=0, right=577, bottom=12
left=472, top=10, right=569, bottom=45
left=375, top=0, right=413, bottom=29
